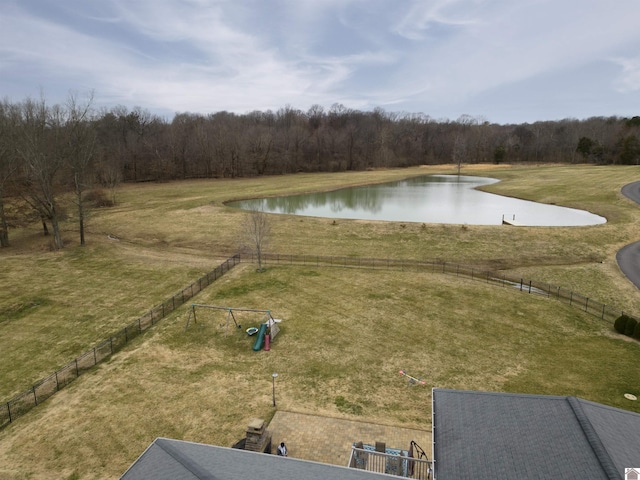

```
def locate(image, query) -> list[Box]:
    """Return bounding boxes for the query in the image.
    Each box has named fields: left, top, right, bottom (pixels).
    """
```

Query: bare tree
left=18, top=96, right=66, bottom=249
left=244, top=126, right=273, bottom=175
left=65, top=92, right=97, bottom=246
left=194, top=117, right=217, bottom=178
left=96, top=151, right=122, bottom=205
left=242, top=207, right=271, bottom=272
left=94, top=108, right=123, bottom=203
left=169, top=112, right=197, bottom=179
left=0, top=99, right=19, bottom=247
left=453, top=134, right=467, bottom=174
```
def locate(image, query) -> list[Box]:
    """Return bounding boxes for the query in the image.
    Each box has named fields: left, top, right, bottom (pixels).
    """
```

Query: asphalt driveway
left=616, top=181, right=640, bottom=289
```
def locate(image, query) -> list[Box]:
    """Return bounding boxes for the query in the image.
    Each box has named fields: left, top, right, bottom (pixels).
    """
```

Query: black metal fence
left=248, top=253, right=637, bottom=327
left=0, top=254, right=240, bottom=429
left=2, top=251, right=635, bottom=430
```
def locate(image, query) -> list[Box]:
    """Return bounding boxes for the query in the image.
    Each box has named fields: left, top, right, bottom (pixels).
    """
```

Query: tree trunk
left=49, top=209, right=63, bottom=249
left=257, top=245, right=263, bottom=271
left=41, top=216, right=50, bottom=236
left=0, top=195, right=8, bottom=247
left=77, top=189, right=85, bottom=246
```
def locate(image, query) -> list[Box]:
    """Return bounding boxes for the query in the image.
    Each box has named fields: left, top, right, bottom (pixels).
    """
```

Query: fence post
left=5, top=255, right=629, bottom=431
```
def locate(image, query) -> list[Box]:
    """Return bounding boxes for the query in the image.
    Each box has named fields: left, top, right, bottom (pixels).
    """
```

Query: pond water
left=228, top=175, right=606, bottom=226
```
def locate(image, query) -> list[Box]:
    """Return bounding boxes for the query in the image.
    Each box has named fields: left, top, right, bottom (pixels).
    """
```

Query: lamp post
left=272, top=373, right=278, bottom=407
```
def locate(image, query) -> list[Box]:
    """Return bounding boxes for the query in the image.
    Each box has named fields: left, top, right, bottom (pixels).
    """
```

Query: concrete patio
left=266, top=410, right=432, bottom=468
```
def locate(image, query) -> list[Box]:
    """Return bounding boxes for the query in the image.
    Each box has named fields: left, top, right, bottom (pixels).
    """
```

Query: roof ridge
left=155, top=438, right=219, bottom=480
left=566, top=397, right=619, bottom=480
left=433, top=388, right=567, bottom=400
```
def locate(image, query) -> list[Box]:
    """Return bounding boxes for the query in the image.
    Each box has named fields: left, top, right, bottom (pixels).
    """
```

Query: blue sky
left=1, top=0, right=639, bottom=124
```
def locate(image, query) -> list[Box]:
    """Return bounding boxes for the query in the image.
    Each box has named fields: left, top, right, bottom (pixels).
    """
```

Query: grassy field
left=0, top=164, right=640, bottom=479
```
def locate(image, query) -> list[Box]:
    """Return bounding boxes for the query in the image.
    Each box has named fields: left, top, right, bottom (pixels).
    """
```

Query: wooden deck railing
left=348, top=446, right=432, bottom=479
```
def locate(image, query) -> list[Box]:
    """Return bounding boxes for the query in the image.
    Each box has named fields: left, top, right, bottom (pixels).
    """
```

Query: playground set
left=185, top=304, right=282, bottom=351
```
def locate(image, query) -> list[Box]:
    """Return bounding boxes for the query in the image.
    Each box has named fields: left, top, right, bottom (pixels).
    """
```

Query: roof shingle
left=432, top=389, right=640, bottom=480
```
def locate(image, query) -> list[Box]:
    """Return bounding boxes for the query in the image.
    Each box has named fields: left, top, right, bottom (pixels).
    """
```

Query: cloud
left=385, top=1, right=640, bottom=108
left=1, top=0, right=640, bottom=123
left=613, top=56, right=640, bottom=93
left=392, top=0, right=483, bottom=41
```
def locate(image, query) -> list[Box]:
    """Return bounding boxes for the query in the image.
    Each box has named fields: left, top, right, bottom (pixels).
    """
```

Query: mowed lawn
left=0, top=164, right=640, bottom=479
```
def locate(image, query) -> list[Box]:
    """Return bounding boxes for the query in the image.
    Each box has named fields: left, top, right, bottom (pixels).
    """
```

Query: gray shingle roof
left=432, top=388, right=640, bottom=480
left=120, top=437, right=398, bottom=480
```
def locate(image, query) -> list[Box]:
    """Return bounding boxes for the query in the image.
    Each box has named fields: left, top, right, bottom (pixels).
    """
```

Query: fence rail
left=3, top=252, right=636, bottom=430
left=246, top=252, right=637, bottom=328
left=0, top=254, right=240, bottom=430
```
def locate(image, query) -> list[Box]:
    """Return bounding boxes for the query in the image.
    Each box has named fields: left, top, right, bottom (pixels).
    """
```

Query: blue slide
left=252, top=323, right=268, bottom=351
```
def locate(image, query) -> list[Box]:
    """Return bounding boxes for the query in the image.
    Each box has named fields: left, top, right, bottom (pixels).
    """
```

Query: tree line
left=0, top=93, right=639, bottom=250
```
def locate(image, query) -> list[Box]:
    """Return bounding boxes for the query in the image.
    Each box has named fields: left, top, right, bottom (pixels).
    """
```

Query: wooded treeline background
left=0, top=93, right=639, bottom=249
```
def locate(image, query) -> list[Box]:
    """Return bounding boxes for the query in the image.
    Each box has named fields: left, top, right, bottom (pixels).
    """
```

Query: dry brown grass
left=1, top=164, right=640, bottom=479
left=3, top=264, right=640, bottom=480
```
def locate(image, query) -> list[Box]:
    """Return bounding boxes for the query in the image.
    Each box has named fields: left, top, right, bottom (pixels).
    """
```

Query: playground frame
left=184, top=304, right=274, bottom=334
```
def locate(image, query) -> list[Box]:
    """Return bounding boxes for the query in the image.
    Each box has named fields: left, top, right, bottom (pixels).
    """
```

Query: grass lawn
left=0, top=164, right=639, bottom=479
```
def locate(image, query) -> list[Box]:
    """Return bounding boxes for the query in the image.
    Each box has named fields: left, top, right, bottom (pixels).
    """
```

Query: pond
left=228, top=175, right=606, bottom=226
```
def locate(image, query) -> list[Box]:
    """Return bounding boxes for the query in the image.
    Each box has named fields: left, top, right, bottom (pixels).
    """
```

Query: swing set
left=184, top=304, right=275, bottom=336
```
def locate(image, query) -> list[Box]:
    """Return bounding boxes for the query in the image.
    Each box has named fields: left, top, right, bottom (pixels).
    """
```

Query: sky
left=1, top=0, right=639, bottom=125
